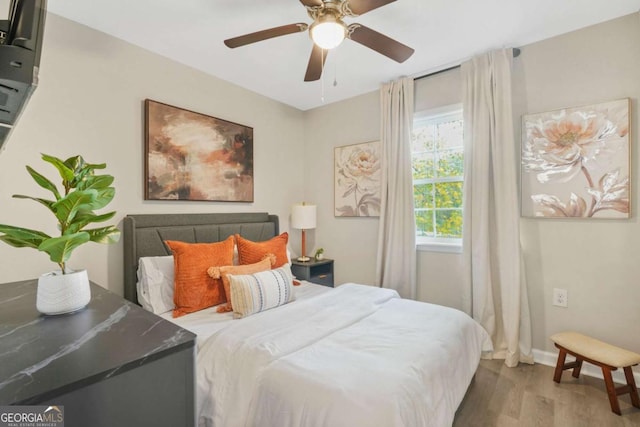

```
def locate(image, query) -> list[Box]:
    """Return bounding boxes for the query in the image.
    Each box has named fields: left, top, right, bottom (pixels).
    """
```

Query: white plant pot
left=315, top=253, right=324, bottom=260
left=36, top=269, right=91, bottom=315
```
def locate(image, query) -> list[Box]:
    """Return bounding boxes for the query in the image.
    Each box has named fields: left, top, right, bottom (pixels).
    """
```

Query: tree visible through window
left=412, top=108, right=463, bottom=242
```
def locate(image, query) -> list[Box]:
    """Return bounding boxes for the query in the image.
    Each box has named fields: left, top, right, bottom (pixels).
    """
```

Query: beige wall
left=1, top=4, right=638, bottom=358
left=302, top=92, right=380, bottom=286
left=514, top=13, right=640, bottom=354
left=0, top=12, right=305, bottom=295
left=305, top=13, right=640, bottom=356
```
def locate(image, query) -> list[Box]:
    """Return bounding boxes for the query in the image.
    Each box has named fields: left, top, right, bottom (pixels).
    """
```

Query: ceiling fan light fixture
left=310, top=16, right=346, bottom=50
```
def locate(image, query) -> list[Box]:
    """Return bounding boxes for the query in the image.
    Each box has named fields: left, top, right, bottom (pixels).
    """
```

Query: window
left=411, top=106, right=463, bottom=251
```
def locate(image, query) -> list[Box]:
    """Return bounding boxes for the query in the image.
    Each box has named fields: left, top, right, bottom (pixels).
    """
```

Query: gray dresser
left=0, top=279, right=196, bottom=427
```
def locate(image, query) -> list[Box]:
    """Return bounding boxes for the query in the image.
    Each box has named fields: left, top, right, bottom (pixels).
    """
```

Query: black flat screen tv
left=0, top=0, right=47, bottom=152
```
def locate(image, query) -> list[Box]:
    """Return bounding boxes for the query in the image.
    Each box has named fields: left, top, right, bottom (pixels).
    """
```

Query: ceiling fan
left=224, top=0, right=414, bottom=82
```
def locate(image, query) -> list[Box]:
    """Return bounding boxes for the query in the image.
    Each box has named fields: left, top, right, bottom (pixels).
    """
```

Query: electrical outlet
left=553, top=288, right=568, bottom=308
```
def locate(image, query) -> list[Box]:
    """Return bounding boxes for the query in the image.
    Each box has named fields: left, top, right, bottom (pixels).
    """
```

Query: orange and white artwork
left=521, top=98, right=629, bottom=218
left=334, top=141, right=381, bottom=217
left=144, top=99, right=253, bottom=202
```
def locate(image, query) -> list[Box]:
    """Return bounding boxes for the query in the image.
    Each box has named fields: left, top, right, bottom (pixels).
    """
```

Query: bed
left=123, top=212, right=492, bottom=427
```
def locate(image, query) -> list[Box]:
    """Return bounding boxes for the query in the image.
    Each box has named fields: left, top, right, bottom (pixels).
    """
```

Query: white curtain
left=376, top=77, right=416, bottom=299
left=461, top=49, right=533, bottom=367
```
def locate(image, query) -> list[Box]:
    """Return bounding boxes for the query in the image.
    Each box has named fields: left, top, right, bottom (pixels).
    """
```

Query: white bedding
left=161, top=281, right=330, bottom=346
left=170, top=282, right=491, bottom=427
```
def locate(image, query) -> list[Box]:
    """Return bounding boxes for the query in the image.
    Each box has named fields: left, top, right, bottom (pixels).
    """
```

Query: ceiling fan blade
left=299, top=0, right=323, bottom=7
left=347, top=24, right=414, bottom=63
left=346, top=0, right=396, bottom=16
left=304, top=44, right=328, bottom=82
left=224, top=23, right=308, bottom=48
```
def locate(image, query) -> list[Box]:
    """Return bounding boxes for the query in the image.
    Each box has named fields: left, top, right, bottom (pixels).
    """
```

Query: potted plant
left=314, top=248, right=324, bottom=261
left=0, top=154, right=120, bottom=315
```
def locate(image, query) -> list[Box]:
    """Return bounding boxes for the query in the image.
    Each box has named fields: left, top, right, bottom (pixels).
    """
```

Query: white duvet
left=192, top=283, right=491, bottom=427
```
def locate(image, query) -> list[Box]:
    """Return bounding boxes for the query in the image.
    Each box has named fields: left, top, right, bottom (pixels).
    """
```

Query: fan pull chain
left=321, top=49, right=325, bottom=103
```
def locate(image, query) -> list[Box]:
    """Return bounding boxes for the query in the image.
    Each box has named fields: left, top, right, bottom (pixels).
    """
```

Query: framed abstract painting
left=521, top=98, right=630, bottom=218
left=144, top=99, right=253, bottom=202
left=334, top=141, right=381, bottom=217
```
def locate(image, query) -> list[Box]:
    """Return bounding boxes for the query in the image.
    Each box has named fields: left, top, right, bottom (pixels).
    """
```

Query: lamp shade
left=310, top=19, right=346, bottom=50
left=291, top=204, right=316, bottom=230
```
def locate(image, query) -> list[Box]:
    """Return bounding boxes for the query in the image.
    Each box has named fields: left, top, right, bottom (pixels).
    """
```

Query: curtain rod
left=414, top=47, right=521, bottom=81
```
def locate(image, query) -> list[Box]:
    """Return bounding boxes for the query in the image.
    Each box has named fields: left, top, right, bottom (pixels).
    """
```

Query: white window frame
left=412, top=105, right=463, bottom=253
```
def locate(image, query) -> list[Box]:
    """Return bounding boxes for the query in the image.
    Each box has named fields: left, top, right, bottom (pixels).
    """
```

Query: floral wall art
left=145, top=99, right=254, bottom=202
left=334, top=141, right=381, bottom=217
left=521, top=98, right=630, bottom=218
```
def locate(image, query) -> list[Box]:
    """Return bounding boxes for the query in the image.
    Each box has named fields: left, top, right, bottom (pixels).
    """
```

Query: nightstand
left=291, top=258, right=334, bottom=287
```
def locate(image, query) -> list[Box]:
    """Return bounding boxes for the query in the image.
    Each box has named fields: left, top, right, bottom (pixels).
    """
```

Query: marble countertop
left=0, top=280, right=196, bottom=405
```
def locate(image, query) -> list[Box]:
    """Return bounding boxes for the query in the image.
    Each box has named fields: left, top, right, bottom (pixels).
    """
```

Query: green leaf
left=78, top=175, right=114, bottom=190
left=41, top=153, right=75, bottom=183
left=71, top=172, right=90, bottom=190
left=65, top=156, right=88, bottom=189
left=12, top=194, right=55, bottom=212
left=0, top=224, right=50, bottom=249
left=26, top=166, right=61, bottom=200
left=86, top=187, right=115, bottom=210
left=85, top=162, right=106, bottom=171
left=64, top=156, right=107, bottom=190
left=1, top=153, right=119, bottom=269
left=63, top=155, right=83, bottom=172
left=66, top=155, right=105, bottom=175
left=66, top=210, right=116, bottom=234
left=87, top=210, right=116, bottom=223
left=52, top=189, right=98, bottom=226
left=85, top=226, right=121, bottom=244
left=0, top=235, right=41, bottom=248
left=38, top=232, right=90, bottom=264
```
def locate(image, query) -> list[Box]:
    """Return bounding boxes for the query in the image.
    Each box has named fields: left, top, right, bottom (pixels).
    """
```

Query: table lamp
left=291, top=202, right=316, bottom=262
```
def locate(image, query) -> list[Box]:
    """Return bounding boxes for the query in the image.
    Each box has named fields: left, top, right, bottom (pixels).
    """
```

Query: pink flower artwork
left=334, top=141, right=381, bottom=217
left=521, top=99, right=629, bottom=218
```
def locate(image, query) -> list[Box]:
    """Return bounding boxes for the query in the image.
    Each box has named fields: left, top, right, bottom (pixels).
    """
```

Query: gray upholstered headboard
left=123, top=212, right=279, bottom=304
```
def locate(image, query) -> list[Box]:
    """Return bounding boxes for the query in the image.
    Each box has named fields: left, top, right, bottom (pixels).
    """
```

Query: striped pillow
left=228, top=265, right=295, bottom=318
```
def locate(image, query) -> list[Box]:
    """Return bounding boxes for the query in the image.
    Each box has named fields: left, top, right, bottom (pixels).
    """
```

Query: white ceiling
left=46, top=0, right=639, bottom=111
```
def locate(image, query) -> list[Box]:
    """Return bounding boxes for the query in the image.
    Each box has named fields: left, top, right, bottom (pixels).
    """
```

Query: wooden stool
left=551, top=331, right=640, bottom=415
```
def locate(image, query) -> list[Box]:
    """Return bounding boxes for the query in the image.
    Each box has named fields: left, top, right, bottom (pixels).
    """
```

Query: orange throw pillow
left=207, top=255, right=275, bottom=313
left=235, top=232, right=289, bottom=268
left=166, top=237, right=234, bottom=318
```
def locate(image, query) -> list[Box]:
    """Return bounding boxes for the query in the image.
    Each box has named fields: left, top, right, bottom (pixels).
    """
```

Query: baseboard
left=533, top=348, right=640, bottom=385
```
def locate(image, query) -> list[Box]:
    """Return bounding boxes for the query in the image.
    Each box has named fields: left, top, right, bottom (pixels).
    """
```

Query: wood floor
left=454, top=359, right=640, bottom=426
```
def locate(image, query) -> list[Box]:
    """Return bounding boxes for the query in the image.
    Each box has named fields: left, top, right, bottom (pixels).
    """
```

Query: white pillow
left=228, top=264, right=295, bottom=318
left=136, top=256, right=175, bottom=314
